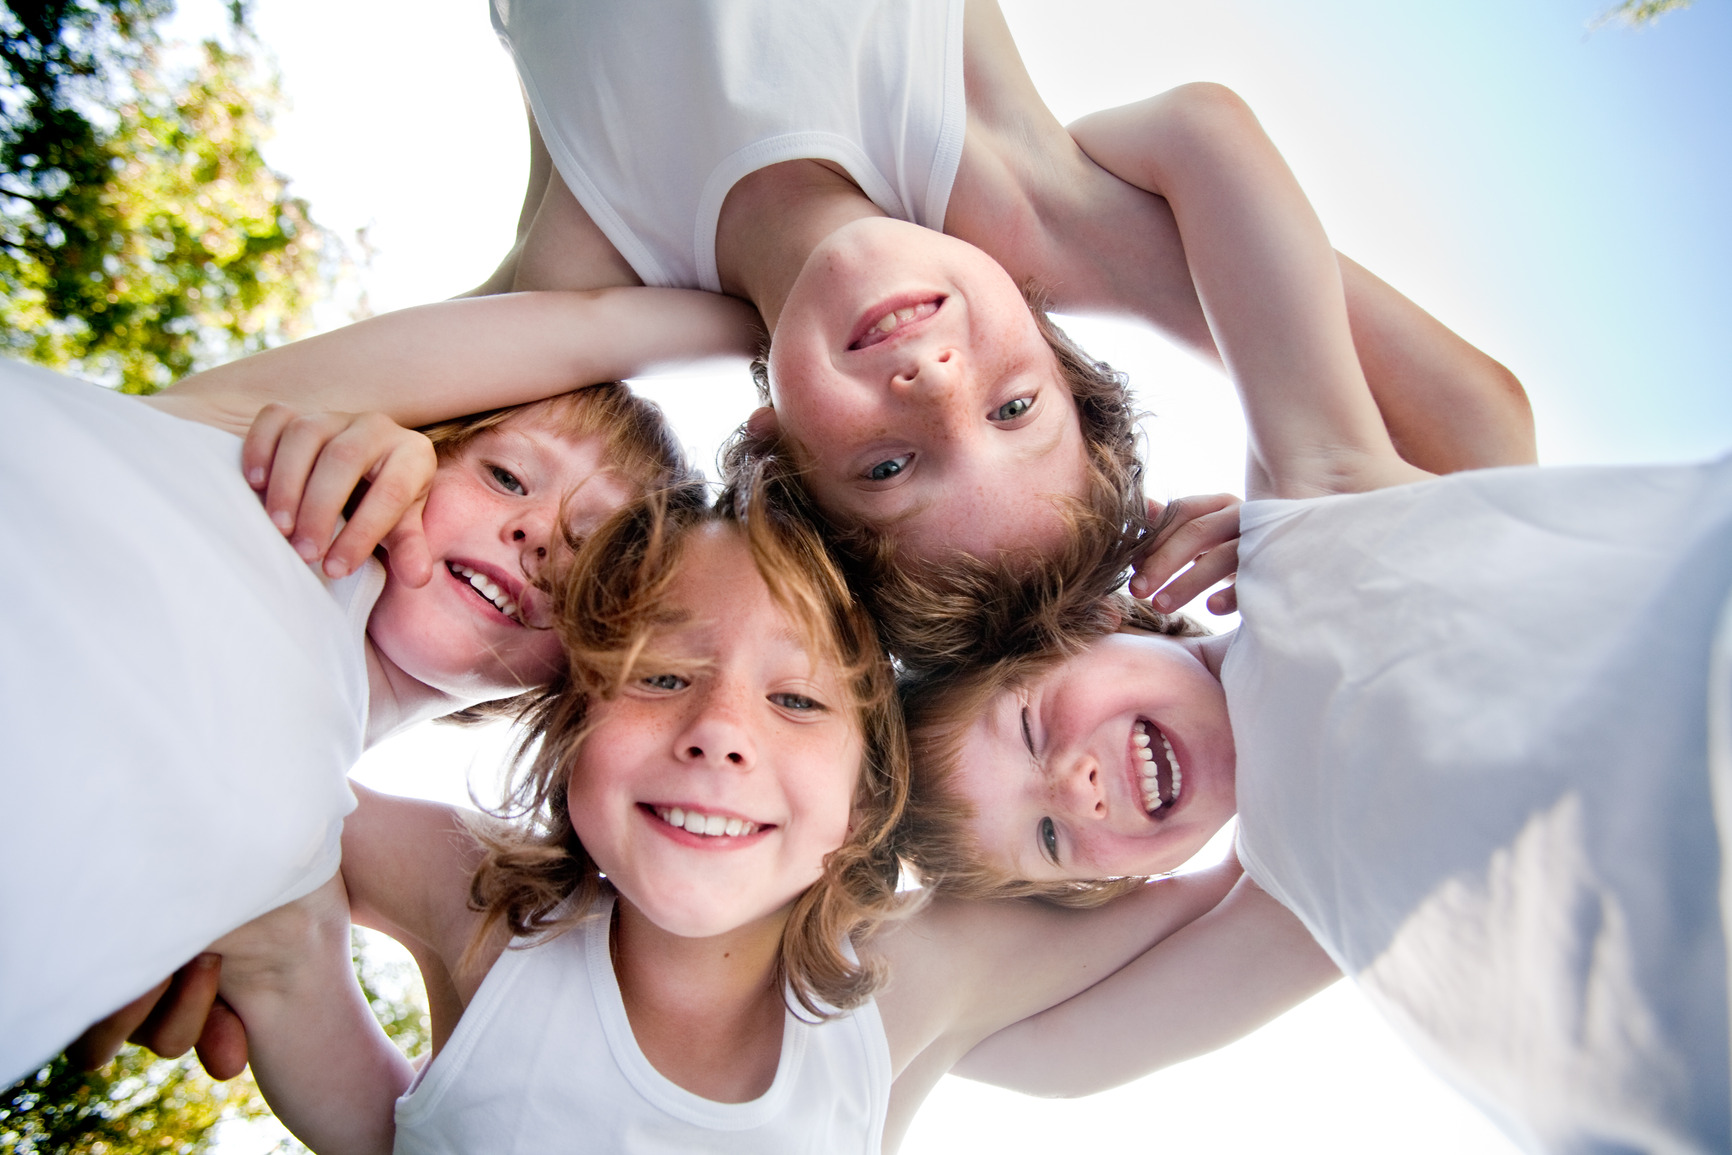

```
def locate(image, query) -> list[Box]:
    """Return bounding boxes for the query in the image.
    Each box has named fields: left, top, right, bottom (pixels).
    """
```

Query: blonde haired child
left=0, top=286, right=758, bottom=1083
left=173, top=477, right=1324, bottom=1154
left=473, top=0, right=1535, bottom=662
left=902, top=79, right=1732, bottom=1150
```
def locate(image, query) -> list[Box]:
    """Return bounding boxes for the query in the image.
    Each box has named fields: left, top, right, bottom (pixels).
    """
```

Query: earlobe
left=746, top=406, right=780, bottom=441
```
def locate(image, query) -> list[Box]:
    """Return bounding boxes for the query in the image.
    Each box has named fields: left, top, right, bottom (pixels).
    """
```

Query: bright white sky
left=165, top=0, right=1730, bottom=1151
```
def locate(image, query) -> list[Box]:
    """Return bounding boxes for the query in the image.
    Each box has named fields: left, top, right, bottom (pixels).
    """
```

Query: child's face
left=951, top=632, right=1236, bottom=881
left=763, top=217, right=1091, bottom=561
left=365, top=417, right=632, bottom=699
left=566, top=523, right=864, bottom=940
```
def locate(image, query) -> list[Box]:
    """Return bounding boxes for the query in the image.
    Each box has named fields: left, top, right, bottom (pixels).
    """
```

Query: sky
left=160, top=0, right=1732, bottom=1151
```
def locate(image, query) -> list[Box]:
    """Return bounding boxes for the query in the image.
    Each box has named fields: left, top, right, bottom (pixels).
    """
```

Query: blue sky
left=163, top=1, right=1727, bottom=1151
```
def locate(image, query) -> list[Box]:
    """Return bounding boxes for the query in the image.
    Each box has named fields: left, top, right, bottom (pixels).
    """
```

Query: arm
left=208, top=874, right=411, bottom=1155
left=143, top=287, right=761, bottom=437
left=1068, top=88, right=1533, bottom=482
left=951, top=875, right=1338, bottom=1096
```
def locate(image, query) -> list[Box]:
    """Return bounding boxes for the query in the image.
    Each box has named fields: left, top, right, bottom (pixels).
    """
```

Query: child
left=0, top=285, right=758, bottom=1084
left=183, top=478, right=1329, bottom=1154
left=472, top=0, right=1536, bottom=661
left=900, top=81, right=1732, bottom=1150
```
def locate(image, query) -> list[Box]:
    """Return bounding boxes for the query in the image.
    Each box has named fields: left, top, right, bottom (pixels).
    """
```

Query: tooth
left=741, top=821, right=757, bottom=835
left=1172, top=767, right=1182, bottom=798
left=502, top=599, right=518, bottom=618
left=682, top=811, right=707, bottom=834
left=724, top=817, right=743, bottom=836
left=894, top=306, right=917, bottom=323
left=1133, top=732, right=1151, bottom=748
left=1138, top=746, right=1154, bottom=762
left=703, top=814, right=726, bottom=836
left=876, top=313, right=897, bottom=333
left=669, top=807, right=685, bottom=828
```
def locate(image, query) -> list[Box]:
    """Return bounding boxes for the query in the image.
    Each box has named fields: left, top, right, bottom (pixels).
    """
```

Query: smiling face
left=365, top=415, right=634, bottom=700
left=763, top=217, right=1091, bottom=561
left=951, top=631, right=1237, bottom=882
left=565, top=523, right=865, bottom=940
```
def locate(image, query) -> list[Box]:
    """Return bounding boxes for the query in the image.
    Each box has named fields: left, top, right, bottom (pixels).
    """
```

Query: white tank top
left=491, top=0, right=967, bottom=292
left=1225, top=458, right=1732, bottom=1152
left=393, top=898, right=891, bottom=1154
left=0, top=360, right=369, bottom=1083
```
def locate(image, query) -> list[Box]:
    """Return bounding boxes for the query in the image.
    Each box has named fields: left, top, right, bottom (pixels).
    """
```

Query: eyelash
left=642, top=673, right=687, bottom=691
left=993, top=396, right=1034, bottom=422
left=1040, top=817, right=1059, bottom=865
left=489, top=464, right=526, bottom=495
left=770, top=692, right=825, bottom=712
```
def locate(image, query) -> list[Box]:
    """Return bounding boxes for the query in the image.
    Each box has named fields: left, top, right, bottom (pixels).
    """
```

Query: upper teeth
left=872, top=305, right=922, bottom=335
left=1134, top=720, right=1182, bottom=814
left=655, top=806, right=758, bottom=838
left=450, top=563, right=519, bottom=621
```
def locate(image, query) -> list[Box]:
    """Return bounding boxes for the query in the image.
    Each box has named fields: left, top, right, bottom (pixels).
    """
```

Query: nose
left=890, top=343, right=960, bottom=400
left=1051, top=752, right=1108, bottom=821
left=506, top=502, right=556, bottom=577
left=674, top=683, right=757, bottom=771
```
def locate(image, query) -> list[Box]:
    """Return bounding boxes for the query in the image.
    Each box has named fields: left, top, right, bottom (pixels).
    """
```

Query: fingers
left=1129, top=493, right=1243, bottom=607
left=194, top=998, right=251, bottom=1081
left=241, top=402, right=300, bottom=494
left=131, top=952, right=225, bottom=1059
left=65, top=974, right=173, bottom=1070
left=322, top=433, right=437, bottom=581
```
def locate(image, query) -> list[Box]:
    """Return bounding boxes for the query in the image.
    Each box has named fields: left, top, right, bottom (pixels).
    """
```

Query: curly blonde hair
left=466, top=466, right=909, bottom=1017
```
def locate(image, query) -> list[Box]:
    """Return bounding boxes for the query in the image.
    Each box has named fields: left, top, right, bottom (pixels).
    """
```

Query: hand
left=242, top=404, right=437, bottom=585
left=1128, top=494, right=1242, bottom=614
left=67, top=954, right=250, bottom=1080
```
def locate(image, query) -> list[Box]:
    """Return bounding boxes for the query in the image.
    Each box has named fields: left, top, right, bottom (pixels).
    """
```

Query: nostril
left=536, top=546, right=547, bottom=560
left=727, top=752, right=744, bottom=765
left=686, top=746, right=703, bottom=759
left=512, top=529, right=526, bottom=541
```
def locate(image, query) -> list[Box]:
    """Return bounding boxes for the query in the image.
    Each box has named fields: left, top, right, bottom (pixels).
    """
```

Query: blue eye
left=770, top=692, right=823, bottom=711
left=866, top=455, right=910, bottom=482
left=1039, top=817, right=1059, bottom=864
left=993, top=397, right=1033, bottom=421
left=490, top=465, right=526, bottom=495
left=642, top=673, right=687, bottom=691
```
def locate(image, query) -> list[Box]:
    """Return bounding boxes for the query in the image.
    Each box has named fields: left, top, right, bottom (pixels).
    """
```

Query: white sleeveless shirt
left=1226, top=458, right=1732, bottom=1152
left=0, top=360, right=368, bottom=1083
left=393, top=899, right=891, bottom=1154
left=491, top=0, right=967, bottom=292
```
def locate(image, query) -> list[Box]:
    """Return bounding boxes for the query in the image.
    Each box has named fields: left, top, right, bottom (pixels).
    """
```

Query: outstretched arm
left=144, top=287, right=760, bottom=437
left=1068, top=85, right=1437, bottom=500
left=1068, top=89, right=1533, bottom=479
left=951, top=875, right=1337, bottom=1096
left=209, top=874, right=411, bottom=1155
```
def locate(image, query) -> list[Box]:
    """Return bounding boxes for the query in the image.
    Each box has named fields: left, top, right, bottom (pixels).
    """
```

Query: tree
left=1600, top=0, right=1699, bottom=26
left=0, top=0, right=334, bottom=393
left=1, top=930, right=429, bottom=1155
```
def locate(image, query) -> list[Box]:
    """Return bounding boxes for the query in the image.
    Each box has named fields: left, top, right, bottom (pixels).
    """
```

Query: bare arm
left=952, top=875, right=1338, bottom=1096
left=1067, top=89, right=1533, bottom=480
left=143, top=288, right=761, bottom=437
left=1067, top=85, right=1436, bottom=499
left=209, top=874, right=410, bottom=1155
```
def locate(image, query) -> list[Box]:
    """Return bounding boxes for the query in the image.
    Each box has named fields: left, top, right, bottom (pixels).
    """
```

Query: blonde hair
left=467, top=466, right=909, bottom=1016
left=896, top=595, right=1207, bottom=906
left=721, top=288, right=1150, bottom=669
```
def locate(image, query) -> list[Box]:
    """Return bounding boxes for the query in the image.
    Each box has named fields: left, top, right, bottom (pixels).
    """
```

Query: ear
left=746, top=405, right=780, bottom=441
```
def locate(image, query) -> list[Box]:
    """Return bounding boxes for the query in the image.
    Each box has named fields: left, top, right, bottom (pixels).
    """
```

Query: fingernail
left=294, top=538, right=318, bottom=561
left=1153, top=593, right=1172, bottom=611
left=324, top=557, right=349, bottom=578
left=248, top=468, right=265, bottom=487
left=272, top=511, right=293, bottom=532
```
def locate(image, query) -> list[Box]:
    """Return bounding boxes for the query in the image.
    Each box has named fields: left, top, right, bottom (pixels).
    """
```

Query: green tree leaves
left=0, top=0, right=332, bottom=393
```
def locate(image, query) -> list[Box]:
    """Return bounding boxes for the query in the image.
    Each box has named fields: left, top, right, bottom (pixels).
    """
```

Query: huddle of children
left=6, top=1, right=1726, bottom=1151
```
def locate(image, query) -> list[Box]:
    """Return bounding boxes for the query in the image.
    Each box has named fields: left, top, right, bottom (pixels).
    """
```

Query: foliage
left=1, top=931, right=430, bottom=1155
left=1599, top=0, right=1698, bottom=26
left=0, top=0, right=333, bottom=393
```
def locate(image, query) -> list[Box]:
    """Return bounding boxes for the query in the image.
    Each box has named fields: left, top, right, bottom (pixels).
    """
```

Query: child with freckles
left=0, top=285, right=759, bottom=1084
left=898, top=79, right=1732, bottom=1152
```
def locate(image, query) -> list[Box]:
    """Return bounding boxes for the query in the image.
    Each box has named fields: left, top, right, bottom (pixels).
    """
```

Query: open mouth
left=1133, top=719, right=1183, bottom=816
left=848, top=296, right=943, bottom=351
left=447, top=562, right=521, bottom=623
left=647, top=804, right=763, bottom=839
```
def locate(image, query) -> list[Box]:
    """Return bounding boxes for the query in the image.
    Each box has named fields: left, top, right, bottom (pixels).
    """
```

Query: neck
left=1188, top=630, right=1237, bottom=682
left=611, top=897, right=790, bottom=1103
left=713, top=160, right=885, bottom=333
left=361, top=640, right=468, bottom=746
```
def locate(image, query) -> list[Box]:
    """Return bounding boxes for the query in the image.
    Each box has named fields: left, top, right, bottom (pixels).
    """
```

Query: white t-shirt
left=1226, top=458, right=1732, bottom=1152
left=393, top=898, right=891, bottom=1154
left=492, top=0, right=967, bottom=292
left=0, top=360, right=371, bottom=1082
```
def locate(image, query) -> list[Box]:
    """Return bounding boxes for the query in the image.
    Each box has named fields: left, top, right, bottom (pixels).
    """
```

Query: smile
left=848, top=295, right=943, bottom=351
left=1133, top=719, right=1182, bottom=816
left=448, top=562, right=521, bottom=622
left=651, top=805, right=761, bottom=838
